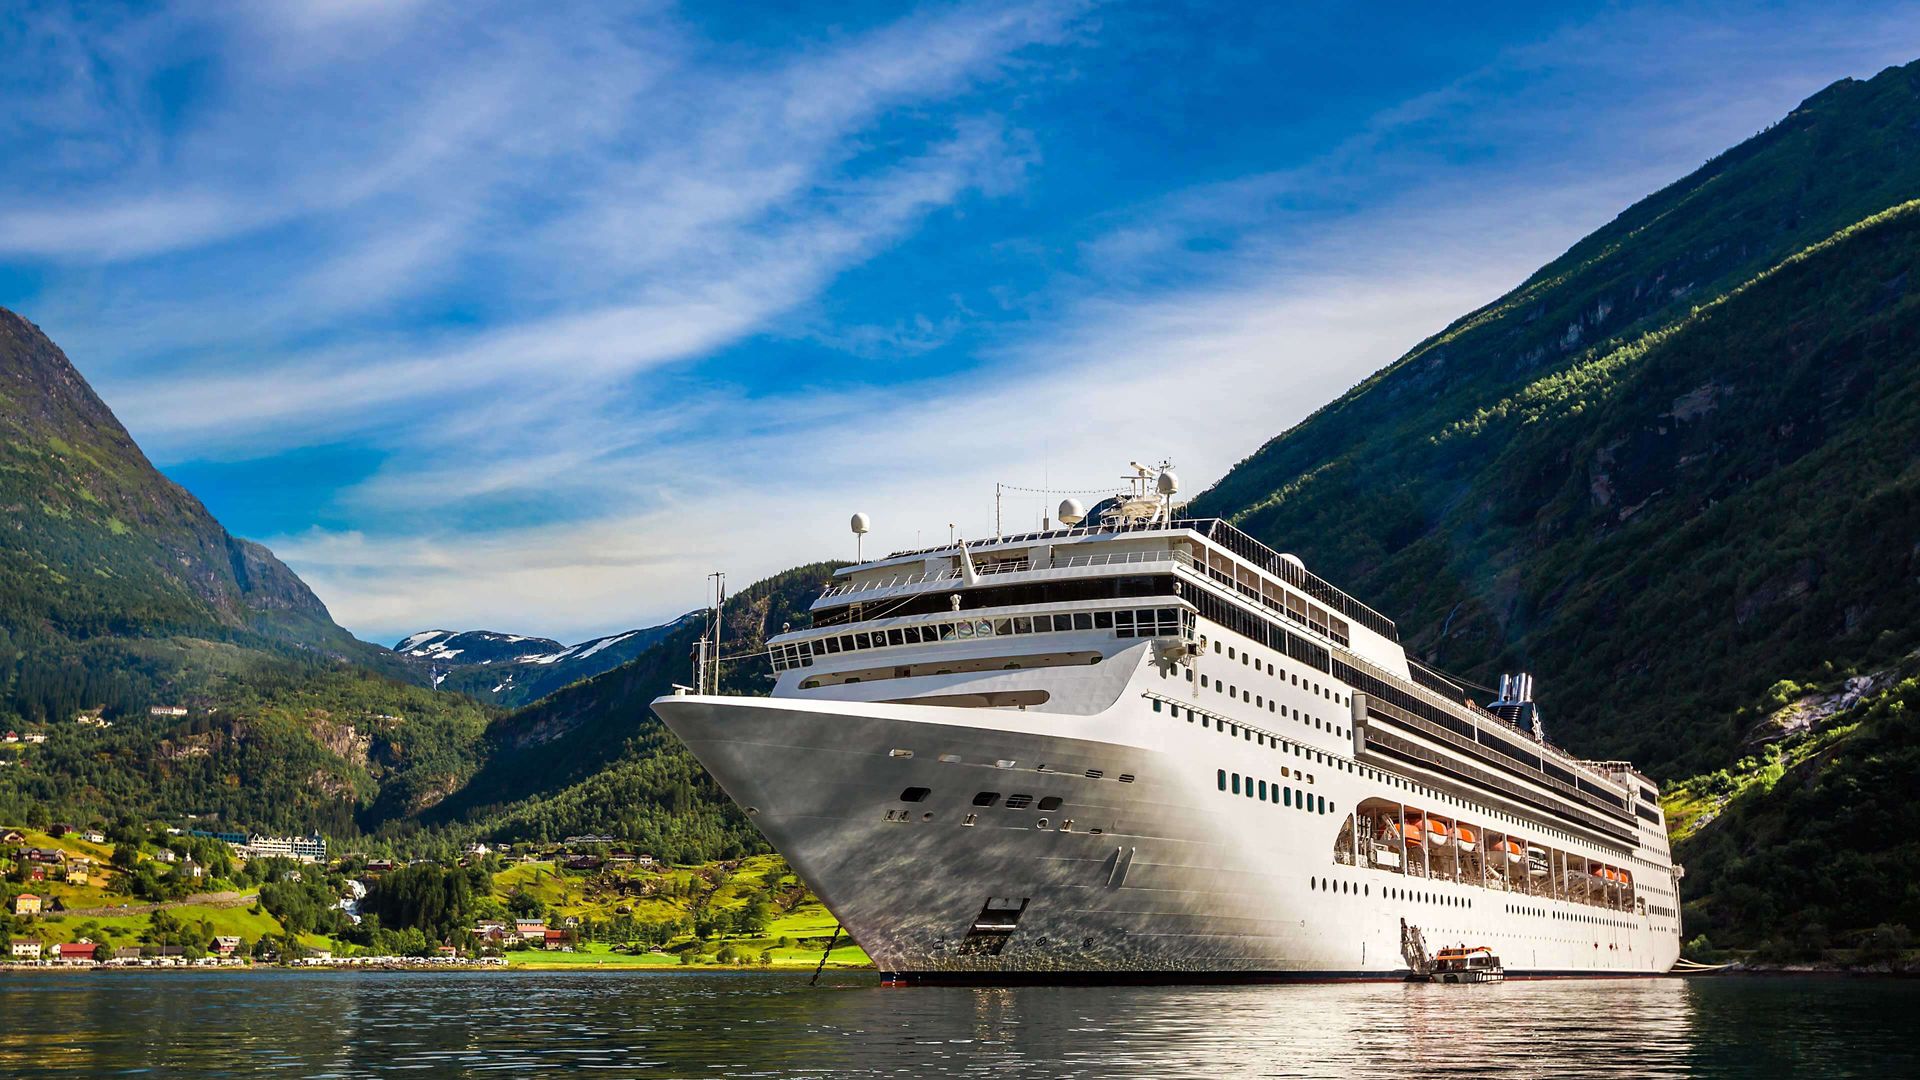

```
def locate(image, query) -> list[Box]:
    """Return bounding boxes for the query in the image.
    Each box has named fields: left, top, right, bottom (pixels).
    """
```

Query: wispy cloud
left=4, top=0, right=1914, bottom=642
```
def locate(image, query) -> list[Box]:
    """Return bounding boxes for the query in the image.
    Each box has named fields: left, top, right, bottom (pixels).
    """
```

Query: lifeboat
left=1423, top=818, right=1452, bottom=847
left=1490, top=838, right=1525, bottom=864
left=1383, top=820, right=1416, bottom=847
left=1453, top=824, right=1477, bottom=853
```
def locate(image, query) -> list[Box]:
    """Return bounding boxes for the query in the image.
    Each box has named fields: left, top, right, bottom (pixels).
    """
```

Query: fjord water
left=0, top=972, right=1910, bottom=1077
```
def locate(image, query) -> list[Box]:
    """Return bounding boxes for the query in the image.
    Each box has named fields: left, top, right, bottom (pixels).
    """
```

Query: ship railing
left=1341, top=650, right=1630, bottom=808
left=816, top=548, right=1197, bottom=601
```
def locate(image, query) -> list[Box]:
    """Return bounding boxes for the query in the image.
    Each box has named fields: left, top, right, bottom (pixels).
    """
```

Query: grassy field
left=491, top=853, right=872, bottom=970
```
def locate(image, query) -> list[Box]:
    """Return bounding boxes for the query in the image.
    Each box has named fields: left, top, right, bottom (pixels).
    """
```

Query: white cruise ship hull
left=654, top=690, right=1680, bottom=982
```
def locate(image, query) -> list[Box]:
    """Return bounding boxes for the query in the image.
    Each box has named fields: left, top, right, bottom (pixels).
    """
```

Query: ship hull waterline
left=652, top=694, right=1678, bottom=984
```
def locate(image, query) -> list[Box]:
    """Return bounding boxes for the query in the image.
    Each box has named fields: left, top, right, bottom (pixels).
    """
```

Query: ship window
left=1011, top=617, right=1032, bottom=634
left=1038, top=797, right=1063, bottom=811
left=1284, top=788, right=1292, bottom=807
left=1073, top=613, right=1093, bottom=630
left=1005, top=794, right=1033, bottom=809
left=1094, top=611, right=1114, bottom=629
left=1227, top=647, right=1236, bottom=659
left=1232, top=774, right=1241, bottom=794
left=1259, top=780, right=1268, bottom=800
left=1202, top=717, right=1210, bottom=728
left=1214, top=641, right=1222, bottom=653
left=900, top=787, right=931, bottom=803
left=886, top=629, right=904, bottom=646
left=1152, top=699, right=1162, bottom=713
left=1218, top=769, right=1227, bottom=791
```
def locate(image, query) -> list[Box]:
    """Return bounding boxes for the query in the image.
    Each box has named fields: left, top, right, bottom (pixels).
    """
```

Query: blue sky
left=3, top=1, right=1917, bottom=644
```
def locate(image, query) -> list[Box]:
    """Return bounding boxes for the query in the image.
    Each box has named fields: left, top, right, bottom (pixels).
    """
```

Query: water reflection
left=0, top=972, right=1911, bottom=1077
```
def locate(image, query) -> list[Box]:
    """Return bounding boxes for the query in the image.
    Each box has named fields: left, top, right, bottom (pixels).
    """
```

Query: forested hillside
left=1187, top=60, right=1920, bottom=949
left=416, top=562, right=840, bottom=861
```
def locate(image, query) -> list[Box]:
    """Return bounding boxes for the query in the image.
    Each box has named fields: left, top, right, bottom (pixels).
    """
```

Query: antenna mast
left=706, top=571, right=727, bottom=694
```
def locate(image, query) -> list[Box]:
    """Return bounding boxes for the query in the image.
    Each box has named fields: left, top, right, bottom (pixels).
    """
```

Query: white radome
left=1058, top=498, right=1085, bottom=526
left=851, top=512, right=871, bottom=535
left=1157, top=470, right=1180, bottom=496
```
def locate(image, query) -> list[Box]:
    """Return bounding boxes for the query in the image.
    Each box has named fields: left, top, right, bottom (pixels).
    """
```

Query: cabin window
left=1258, top=780, right=1268, bottom=800
left=1005, top=794, right=1033, bottom=809
left=971, top=791, right=999, bottom=806
left=900, top=787, right=931, bottom=803
left=1094, top=611, right=1114, bottom=629
left=1037, top=797, right=1063, bottom=811
left=1217, top=770, right=1227, bottom=791
left=1284, top=788, right=1292, bottom=807
left=1232, top=774, right=1241, bottom=795
left=1073, top=613, right=1093, bottom=630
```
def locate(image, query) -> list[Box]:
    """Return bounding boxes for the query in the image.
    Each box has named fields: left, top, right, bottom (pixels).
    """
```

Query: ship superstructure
left=653, top=464, right=1681, bottom=981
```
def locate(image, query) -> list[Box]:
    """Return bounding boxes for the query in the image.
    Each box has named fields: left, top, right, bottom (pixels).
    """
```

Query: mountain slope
left=0, top=307, right=496, bottom=836
left=0, top=308, right=364, bottom=657
left=1189, top=61, right=1920, bottom=779
left=390, top=617, right=696, bottom=707
left=1182, top=60, right=1920, bottom=949
left=414, top=563, right=841, bottom=859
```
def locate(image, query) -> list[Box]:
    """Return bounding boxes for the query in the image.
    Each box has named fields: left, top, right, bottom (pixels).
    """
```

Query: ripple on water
left=0, top=971, right=1914, bottom=1078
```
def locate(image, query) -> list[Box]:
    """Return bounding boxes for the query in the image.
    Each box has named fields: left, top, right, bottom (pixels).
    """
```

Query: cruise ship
left=653, top=463, right=1681, bottom=982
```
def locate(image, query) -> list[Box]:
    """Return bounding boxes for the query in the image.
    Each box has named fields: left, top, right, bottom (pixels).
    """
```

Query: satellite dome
left=850, top=512, right=871, bottom=535
left=1156, top=470, right=1180, bottom=496
left=1058, top=498, right=1086, bottom=526
left=1279, top=553, right=1305, bottom=574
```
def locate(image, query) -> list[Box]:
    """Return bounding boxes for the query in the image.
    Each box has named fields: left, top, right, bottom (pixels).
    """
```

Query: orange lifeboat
left=1490, top=838, right=1525, bottom=864
left=1453, top=824, right=1477, bottom=853
left=1422, top=818, right=1452, bottom=847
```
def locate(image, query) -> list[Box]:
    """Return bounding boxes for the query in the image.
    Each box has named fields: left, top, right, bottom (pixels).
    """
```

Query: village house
left=563, top=854, right=604, bottom=871
left=112, top=947, right=144, bottom=964
left=463, top=842, right=492, bottom=857
left=1, top=829, right=25, bottom=844
left=82, top=829, right=106, bottom=844
left=65, top=861, right=91, bottom=885
left=513, top=919, right=547, bottom=943
left=154, top=848, right=177, bottom=864
left=9, top=939, right=43, bottom=959
left=23, top=847, right=64, bottom=863
left=26, top=865, right=46, bottom=882
left=22, top=732, right=45, bottom=744
left=365, top=858, right=395, bottom=873
left=1, top=731, right=16, bottom=743
left=543, top=929, right=568, bottom=951
left=212, top=936, right=242, bottom=958
left=55, top=942, right=97, bottom=965
left=149, top=705, right=188, bottom=718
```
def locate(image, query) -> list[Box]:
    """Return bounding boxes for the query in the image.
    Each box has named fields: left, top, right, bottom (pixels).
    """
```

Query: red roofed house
left=12, top=893, right=40, bottom=916
left=543, top=929, right=568, bottom=951
left=56, top=942, right=98, bottom=964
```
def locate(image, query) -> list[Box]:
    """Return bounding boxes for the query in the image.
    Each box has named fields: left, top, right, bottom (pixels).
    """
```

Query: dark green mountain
left=0, top=308, right=500, bottom=835
left=1188, top=60, right=1920, bottom=949
left=415, top=562, right=840, bottom=861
